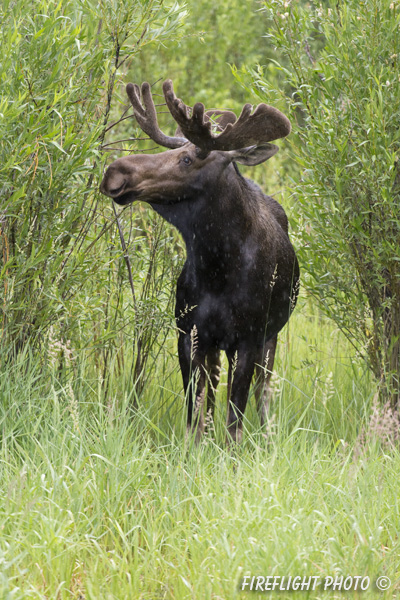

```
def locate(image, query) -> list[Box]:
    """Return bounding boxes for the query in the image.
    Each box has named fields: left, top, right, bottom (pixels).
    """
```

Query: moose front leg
left=178, top=332, right=206, bottom=443
left=226, top=349, right=256, bottom=444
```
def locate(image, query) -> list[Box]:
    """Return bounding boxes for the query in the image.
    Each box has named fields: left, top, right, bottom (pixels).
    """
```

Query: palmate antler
left=162, top=79, right=291, bottom=152
left=126, top=80, right=291, bottom=154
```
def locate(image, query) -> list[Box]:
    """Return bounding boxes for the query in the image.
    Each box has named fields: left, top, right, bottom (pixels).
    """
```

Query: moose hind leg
left=178, top=332, right=206, bottom=443
left=205, top=348, right=221, bottom=424
left=254, top=335, right=278, bottom=428
left=226, top=349, right=256, bottom=444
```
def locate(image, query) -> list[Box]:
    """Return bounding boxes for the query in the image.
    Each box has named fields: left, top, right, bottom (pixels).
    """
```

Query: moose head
left=100, top=80, right=299, bottom=444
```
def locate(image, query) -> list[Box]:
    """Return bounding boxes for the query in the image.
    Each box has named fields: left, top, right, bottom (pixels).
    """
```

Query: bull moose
left=100, top=80, right=299, bottom=443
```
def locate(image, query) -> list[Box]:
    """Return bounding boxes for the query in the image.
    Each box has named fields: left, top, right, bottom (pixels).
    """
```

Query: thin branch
left=104, top=105, right=165, bottom=133
left=112, top=201, right=137, bottom=315
left=117, top=24, right=148, bottom=70
left=21, top=66, right=38, bottom=107
left=101, top=137, right=150, bottom=147
left=105, top=108, right=132, bottom=133
left=59, top=204, right=133, bottom=306
left=101, top=146, right=159, bottom=152
left=304, top=40, right=315, bottom=66
left=150, top=77, right=163, bottom=88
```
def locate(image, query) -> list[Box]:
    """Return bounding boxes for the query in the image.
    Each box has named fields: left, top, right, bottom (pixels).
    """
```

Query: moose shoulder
left=100, top=80, right=299, bottom=443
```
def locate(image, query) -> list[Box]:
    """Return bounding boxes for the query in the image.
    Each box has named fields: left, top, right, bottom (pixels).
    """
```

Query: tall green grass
left=1, top=297, right=399, bottom=599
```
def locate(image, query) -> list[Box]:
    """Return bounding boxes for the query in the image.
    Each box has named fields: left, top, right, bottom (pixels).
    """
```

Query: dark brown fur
left=100, top=81, right=299, bottom=443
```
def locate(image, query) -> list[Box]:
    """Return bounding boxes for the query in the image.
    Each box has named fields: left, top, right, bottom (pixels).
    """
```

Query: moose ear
left=229, top=143, right=279, bottom=166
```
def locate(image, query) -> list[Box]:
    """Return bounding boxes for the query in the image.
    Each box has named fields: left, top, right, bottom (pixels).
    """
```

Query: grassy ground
left=1, top=295, right=399, bottom=599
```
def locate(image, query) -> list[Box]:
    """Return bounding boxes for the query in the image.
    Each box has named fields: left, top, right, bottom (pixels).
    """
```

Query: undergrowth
left=1, top=296, right=399, bottom=599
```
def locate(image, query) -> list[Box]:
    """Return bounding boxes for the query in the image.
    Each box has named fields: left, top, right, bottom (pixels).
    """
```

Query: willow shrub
left=244, top=0, right=400, bottom=404
left=0, top=0, right=186, bottom=384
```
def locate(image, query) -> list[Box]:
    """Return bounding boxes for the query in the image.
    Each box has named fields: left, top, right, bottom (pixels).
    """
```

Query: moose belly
left=176, top=290, right=289, bottom=351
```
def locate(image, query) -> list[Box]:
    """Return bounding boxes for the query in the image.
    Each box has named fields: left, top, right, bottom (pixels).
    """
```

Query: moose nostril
left=109, top=181, right=127, bottom=197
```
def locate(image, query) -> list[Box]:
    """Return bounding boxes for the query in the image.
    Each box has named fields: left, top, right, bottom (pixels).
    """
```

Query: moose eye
left=181, top=156, right=192, bottom=166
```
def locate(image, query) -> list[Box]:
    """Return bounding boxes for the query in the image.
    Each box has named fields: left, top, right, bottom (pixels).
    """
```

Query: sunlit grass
left=0, top=296, right=399, bottom=599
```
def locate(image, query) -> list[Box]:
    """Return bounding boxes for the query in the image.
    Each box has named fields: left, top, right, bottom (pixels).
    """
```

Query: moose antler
left=163, top=79, right=291, bottom=152
left=126, top=80, right=291, bottom=154
left=174, top=109, right=237, bottom=139
left=126, top=82, right=187, bottom=149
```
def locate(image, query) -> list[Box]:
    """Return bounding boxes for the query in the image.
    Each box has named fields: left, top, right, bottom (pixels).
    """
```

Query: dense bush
left=0, top=0, right=186, bottom=389
left=246, top=0, right=400, bottom=404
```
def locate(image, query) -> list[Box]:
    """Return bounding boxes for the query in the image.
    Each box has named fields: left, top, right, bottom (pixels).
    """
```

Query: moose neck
left=149, top=168, right=255, bottom=278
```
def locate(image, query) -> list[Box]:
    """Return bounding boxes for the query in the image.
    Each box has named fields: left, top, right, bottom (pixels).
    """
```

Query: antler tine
left=126, top=82, right=186, bottom=149
left=162, top=79, right=291, bottom=153
left=126, top=83, right=145, bottom=117
left=163, top=80, right=215, bottom=151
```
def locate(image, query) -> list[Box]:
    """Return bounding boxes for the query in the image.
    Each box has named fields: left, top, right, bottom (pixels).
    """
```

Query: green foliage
left=245, top=0, right=400, bottom=403
left=0, top=0, right=186, bottom=359
left=1, top=3, right=399, bottom=595
left=130, top=0, right=274, bottom=110
left=0, top=307, right=399, bottom=598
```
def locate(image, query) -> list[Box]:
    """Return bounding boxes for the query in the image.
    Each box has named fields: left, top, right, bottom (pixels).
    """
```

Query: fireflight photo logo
left=240, top=574, right=393, bottom=593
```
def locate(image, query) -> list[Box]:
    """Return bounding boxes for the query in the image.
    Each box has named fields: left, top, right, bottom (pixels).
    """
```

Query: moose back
left=100, top=80, right=299, bottom=443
